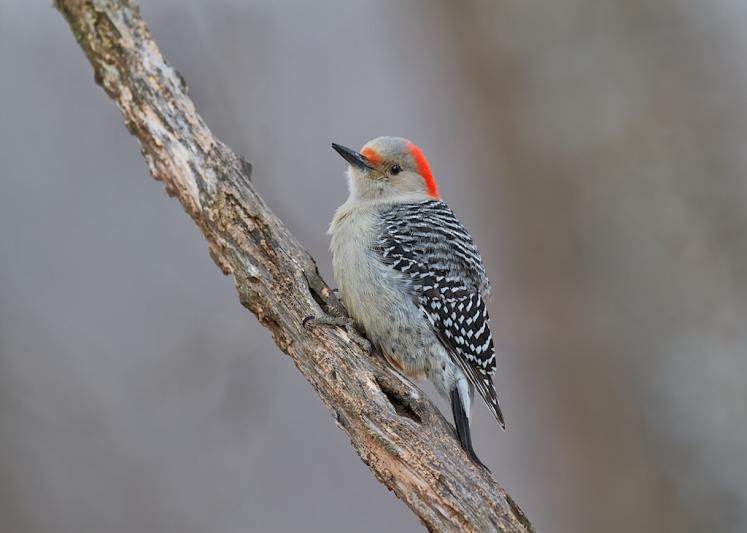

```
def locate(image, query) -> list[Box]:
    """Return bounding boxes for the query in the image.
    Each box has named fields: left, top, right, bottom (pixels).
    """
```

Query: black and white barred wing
left=378, top=200, right=505, bottom=428
left=428, top=290, right=504, bottom=428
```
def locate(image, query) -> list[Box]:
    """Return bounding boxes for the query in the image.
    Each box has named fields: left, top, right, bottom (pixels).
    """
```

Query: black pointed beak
left=332, top=142, right=374, bottom=171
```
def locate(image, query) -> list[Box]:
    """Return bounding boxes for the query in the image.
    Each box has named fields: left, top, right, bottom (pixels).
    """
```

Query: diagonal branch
left=54, top=1, right=533, bottom=531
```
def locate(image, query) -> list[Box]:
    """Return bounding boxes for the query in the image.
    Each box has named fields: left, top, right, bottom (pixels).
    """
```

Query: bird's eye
left=390, top=164, right=402, bottom=175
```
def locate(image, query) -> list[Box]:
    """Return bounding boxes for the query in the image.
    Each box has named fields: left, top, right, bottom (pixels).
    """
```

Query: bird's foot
left=303, top=315, right=373, bottom=354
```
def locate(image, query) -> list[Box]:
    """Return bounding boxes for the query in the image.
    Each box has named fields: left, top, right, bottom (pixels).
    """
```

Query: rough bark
left=54, top=1, right=533, bottom=531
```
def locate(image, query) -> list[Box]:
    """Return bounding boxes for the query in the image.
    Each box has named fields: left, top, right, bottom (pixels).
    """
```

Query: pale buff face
left=334, top=136, right=439, bottom=202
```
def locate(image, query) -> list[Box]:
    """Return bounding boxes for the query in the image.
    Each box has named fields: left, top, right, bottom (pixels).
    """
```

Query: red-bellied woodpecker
left=326, top=136, right=504, bottom=467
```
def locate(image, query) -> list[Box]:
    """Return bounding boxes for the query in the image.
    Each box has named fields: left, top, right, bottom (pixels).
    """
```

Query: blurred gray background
left=1, top=1, right=746, bottom=532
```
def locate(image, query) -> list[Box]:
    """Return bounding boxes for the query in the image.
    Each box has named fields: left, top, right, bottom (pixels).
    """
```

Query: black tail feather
left=450, top=387, right=490, bottom=471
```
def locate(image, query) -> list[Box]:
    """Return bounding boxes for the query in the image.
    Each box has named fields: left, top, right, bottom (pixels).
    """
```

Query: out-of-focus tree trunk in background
left=443, top=2, right=747, bottom=531
left=1, top=1, right=745, bottom=533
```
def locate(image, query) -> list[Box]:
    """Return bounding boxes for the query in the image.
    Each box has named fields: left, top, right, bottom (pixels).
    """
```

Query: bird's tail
left=450, top=387, right=489, bottom=471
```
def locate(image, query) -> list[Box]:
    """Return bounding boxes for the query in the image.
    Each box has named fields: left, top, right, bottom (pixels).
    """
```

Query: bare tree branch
left=54, top=1, right=533, bottom=531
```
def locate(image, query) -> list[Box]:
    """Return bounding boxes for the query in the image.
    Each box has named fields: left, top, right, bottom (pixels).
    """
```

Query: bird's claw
left=303, top=314, right=372, bottom=354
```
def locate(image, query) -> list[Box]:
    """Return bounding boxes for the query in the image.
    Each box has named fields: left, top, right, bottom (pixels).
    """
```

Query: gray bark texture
left=54, top=1, right=533, bottom=531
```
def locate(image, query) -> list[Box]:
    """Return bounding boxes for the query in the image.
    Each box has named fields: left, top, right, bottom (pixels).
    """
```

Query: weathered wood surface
left=55, top=1, right=533, bottom=531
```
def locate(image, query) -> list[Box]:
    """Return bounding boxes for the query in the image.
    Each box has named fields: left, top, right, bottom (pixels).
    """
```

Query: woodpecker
left=327, top=136, right=504, bottom=467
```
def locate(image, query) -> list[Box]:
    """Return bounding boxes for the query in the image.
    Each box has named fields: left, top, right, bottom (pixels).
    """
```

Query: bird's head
left=332, top=136, right=440, bottom=202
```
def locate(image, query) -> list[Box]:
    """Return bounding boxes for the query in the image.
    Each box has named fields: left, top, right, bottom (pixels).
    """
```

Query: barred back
left=376, top=200, right=504, bottom=427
